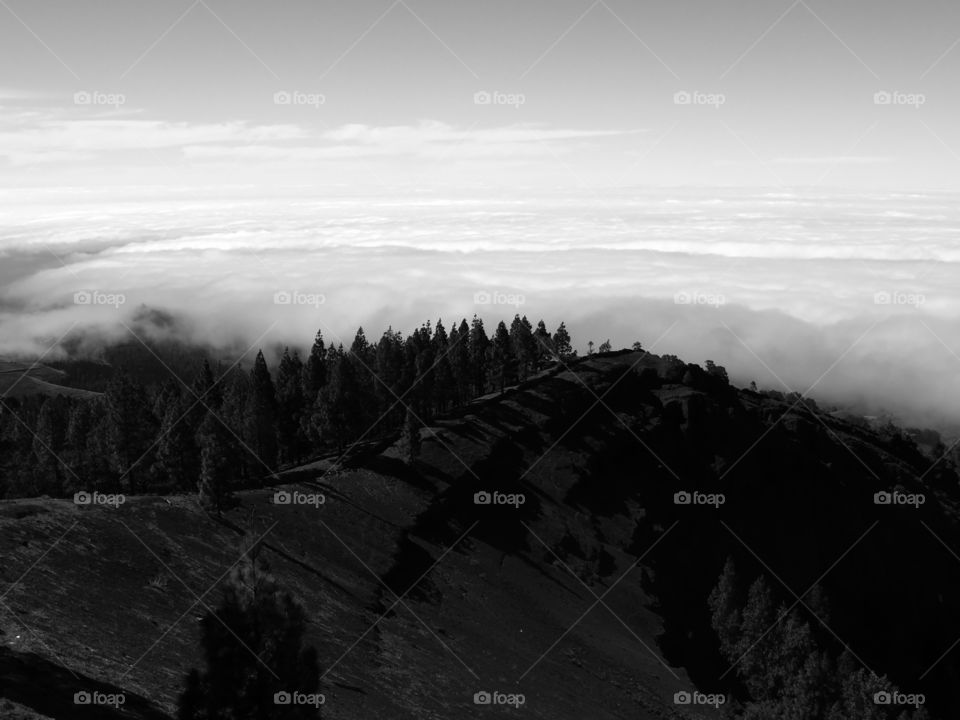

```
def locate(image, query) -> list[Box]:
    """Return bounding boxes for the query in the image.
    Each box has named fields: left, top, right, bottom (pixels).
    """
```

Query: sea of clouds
left=1, top=186, right=958, bottom=431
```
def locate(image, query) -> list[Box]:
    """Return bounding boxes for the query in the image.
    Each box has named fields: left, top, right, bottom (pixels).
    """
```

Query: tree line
left=0, top=315, right=582, bottom=504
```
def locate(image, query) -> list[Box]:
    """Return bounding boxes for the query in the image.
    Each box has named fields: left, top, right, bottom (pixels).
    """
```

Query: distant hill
left=1, top=350, right=958, bottom=718
left=0, top=360, right=100, bottom=400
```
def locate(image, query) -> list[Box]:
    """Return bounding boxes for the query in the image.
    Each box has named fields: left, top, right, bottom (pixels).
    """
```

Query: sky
left=1, top=0, right=959, bottom=430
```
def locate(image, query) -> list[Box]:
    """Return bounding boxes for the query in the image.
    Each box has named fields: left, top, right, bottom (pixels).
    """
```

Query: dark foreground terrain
left=2, top=350, right=959, bottom=718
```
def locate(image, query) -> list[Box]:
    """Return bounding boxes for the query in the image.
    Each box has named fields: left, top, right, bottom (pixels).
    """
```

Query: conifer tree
left=178, top=556, right=322, bottom=719
left=302, top=330, right=328, bottom=402
left=276, top=348, right=306, bottom=465
left=449, top=318, right=472, bottom=404
left=247, top=350, right=279, bottom=473
left=491, top=321, right=516, bottom=393
left=469, top=315, right=490, bottom=395
left=399, top=407, right=421, bottom=464
left=104, top=372, right=158, bottom=494
left=154, top=396, right=198, bottom=491
left=552, top=322, right=573, bottom=361
left=196, top=410, right=236, bottom=512
left=533, top=319, right=553, bottom=371
left=32, top=396, right=68, bottom=495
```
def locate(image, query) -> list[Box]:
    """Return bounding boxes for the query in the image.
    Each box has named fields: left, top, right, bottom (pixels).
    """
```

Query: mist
left=1, top=187, right=957, bottom=433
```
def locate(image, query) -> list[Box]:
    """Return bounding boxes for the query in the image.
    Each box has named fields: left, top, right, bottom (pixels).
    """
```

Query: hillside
left=0, top=360, right=99, bottom=400
left=1, top=350, right=958, bottom=718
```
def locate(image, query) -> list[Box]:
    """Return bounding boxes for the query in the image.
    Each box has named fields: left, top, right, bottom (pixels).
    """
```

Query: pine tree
left=533, top=319, right=553, bottom=371
left=104, top=372, right=159, bottom=494
left=186, top=360, right=221, bottom=441
left=63, top=399, right=97, bottom=495
left=153, top=395, right=199, bottom=492
left=219, top=368, right=253, bottom=485
left=317, top=349, right=364, bottom=452
left=196, top=410, right=236, bottom=512
left=707, top=559, right=929, bottom=720
left=491, top=321, right=516, bottom=393
left=450, top=318, right=472, bottom=404
left=469, top=315, right=490, bottom=395
left=32, top=396, right=68, bottom=495
left=432, top=319, right=455, bottom=414
left=399, top=407, right=421, bottom=464
left=247, top=350, right=279, bottom=474
left=552, top=322, right=573, bottom=361
left=375, top=327, right=405, bottom=430
left=509, top=315, right=536, bottom=380
left=276, top=348, right=306, bottom=465
left=178, top=557, right=322, bottom=719
left=302, top=330, right=328, bottom=402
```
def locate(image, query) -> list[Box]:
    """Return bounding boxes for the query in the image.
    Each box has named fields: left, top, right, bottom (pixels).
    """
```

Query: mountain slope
left=1, top=350, right=958, bottom=718
left=0, top=360, right=99, bottom=400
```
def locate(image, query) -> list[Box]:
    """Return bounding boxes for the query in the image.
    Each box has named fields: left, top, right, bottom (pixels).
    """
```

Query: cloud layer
left=1, top=187, right=958, bottom=432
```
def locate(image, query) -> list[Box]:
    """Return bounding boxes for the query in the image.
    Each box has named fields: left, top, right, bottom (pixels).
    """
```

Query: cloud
left=0, top=96, right=639, bottom=171
left=773, top=156, right=893, bottom=165
left=1, top=189, right=959, bottom=434
left=0, top=115, right=306, bottom=165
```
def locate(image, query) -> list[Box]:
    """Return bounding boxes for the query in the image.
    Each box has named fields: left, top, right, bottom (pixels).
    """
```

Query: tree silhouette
left=178, top=556, right=322, bottom=719
left=552, top=322, right=573, bottom=360
left=196, top=410, right=236, bottom=513
left=709, top=558, right=929, bottom=719
left=276, top=348, right=306, bottom=466
left=247, top=350, right=279, bottom=472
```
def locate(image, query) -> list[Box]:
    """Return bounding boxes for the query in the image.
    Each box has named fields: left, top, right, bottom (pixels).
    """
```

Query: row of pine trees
left=0, top=315, right=580, bottom=502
